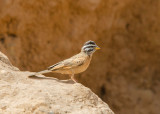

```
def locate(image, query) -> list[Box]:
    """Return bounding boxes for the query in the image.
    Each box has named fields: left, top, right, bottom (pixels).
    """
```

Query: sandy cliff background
left=0, top=0, right=160, bottom=114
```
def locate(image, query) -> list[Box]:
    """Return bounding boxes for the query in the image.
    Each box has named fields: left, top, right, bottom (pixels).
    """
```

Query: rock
left=0, top=51, right=19, bottom=71
left=0, top=52, right=114, bottom=114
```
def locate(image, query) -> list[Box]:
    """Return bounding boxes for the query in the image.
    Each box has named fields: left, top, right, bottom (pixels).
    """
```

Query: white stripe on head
left=82, top=44, right=96, bottom=50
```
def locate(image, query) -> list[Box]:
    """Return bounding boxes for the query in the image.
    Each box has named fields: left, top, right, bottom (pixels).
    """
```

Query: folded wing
left=48, top=56, right=85, bottom=71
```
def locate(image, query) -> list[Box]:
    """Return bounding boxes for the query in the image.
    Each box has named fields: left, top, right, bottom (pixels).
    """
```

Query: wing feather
left=48, top=54, right=85, bottom=71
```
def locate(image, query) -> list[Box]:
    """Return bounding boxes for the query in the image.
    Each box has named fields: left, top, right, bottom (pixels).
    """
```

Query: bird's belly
left=53, top=70, right=72, bottom=74
left=72, top=59, right=91, bottom=74
left=53, top=62, right=90, bottom=75
left=53, top=66, right=88, bottom=74
left=72, top=64, right=89, bottom=74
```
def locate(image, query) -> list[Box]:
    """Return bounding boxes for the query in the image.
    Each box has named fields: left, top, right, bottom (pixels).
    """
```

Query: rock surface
left=0, top=0, right=160, bottom=114
left=0, top=52, right=114, bottom=114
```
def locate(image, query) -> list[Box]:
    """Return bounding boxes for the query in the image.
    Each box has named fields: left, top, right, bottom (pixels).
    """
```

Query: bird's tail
left=29, top=70, right=52, bottom=77
left=36, top=70, right=52, bottom=75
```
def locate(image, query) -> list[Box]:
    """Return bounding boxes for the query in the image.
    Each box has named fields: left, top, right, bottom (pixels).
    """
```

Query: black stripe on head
left=82, top=45, right=96, bottom=55
left=81, top=40, right=98, bottom=55
left=84, top=40, right=96, bottom=46
left=83, top=45, right=96, bottom=50
left=84, top=47, right=94, bottom=53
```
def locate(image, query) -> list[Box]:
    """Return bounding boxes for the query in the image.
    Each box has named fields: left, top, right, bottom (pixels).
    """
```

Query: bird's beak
left=95, top=46, right=100, bottom=50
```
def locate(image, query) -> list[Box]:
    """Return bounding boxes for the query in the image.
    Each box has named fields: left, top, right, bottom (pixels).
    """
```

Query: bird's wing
left=48, top=61, right=64, bottom=71
left=63, top=57, right=85, bottom=68
left=48, top=54, right=85, bottom=71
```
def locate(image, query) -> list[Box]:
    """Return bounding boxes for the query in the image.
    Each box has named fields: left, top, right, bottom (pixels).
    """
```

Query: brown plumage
left=29, top=40, right=100, bottom=82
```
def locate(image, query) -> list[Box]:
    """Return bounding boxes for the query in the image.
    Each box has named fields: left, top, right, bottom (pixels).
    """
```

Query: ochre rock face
left=0, top=0, right=160, bottom=114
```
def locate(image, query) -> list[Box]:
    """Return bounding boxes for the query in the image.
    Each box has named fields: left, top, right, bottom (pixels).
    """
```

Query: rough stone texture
left=0, top=52, right=113, bottom=114
left=0, top=0, right=160, bottom=114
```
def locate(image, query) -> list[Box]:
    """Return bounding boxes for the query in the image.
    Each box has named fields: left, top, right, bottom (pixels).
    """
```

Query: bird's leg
left=70, top=74, right=77, bottom=83
left=70, top=69, right=77, bottom=83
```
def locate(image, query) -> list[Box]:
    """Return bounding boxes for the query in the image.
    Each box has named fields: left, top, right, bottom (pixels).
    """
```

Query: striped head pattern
left=81, top=40, right=100, bottom=55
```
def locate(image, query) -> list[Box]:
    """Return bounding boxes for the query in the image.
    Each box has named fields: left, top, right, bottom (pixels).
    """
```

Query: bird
left=29, top=40, right=100, bottom=83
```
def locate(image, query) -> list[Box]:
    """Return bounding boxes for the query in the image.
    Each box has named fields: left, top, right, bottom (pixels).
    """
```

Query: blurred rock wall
left=0, top=0, right=160, bottom=114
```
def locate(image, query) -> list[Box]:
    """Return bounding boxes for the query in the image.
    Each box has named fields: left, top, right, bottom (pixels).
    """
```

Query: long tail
left=36, top=70, right=52, bottom=75
left=29, top=70, right=52, bottom=77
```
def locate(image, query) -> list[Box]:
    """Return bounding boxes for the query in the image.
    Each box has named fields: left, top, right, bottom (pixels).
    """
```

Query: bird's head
left=81, top=40, right=100, bottom=55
